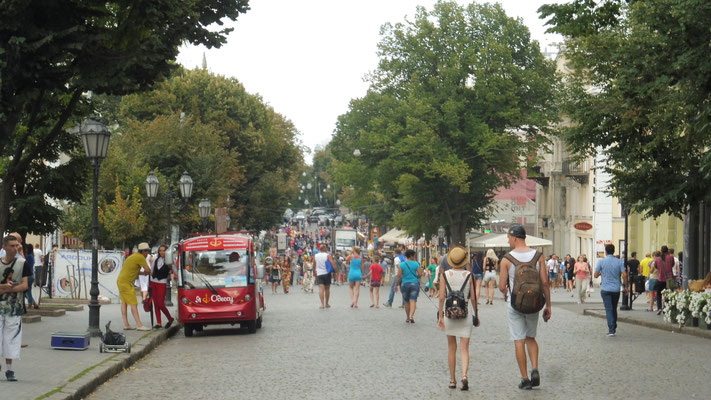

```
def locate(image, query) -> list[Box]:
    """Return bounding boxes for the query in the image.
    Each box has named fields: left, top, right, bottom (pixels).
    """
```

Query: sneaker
left=383, top=303, right=392, bottom=308
left=123, top=325, right=136, bottom=330
left=607, top=332, right=615, bottom=337
left=6, top=370, right=17, bottom=381
left=165, top=319, right=174, bottom=329
left=530, top=369, right=540, bottom=387
left=153, top=324, right=162, bottom=329
left=518, top=378, right=532, bottom=390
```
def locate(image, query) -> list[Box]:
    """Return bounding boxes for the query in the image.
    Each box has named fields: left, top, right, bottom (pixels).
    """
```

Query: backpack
left=503, top=251, right=545, bottom=314
left=442, top=271, right=471, bottom=319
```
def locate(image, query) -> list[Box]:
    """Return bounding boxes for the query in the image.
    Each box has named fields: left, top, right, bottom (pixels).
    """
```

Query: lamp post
left=145, top=170, right=193, bottom=307
left=437, top=226, right=446, bottom=256
left=78, top=116, right=111, bottom=337
left=199, top=199, right=212, bottom=231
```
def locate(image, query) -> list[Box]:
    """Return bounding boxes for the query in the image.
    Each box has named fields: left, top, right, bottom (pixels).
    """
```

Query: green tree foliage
left=99, top=184, right=147, bottom=249
left=99, top=113, right=239, bottom=244
left=119, top=68, right=303, bottom=229
left=330, top=1, right=558, bottom=245
left=539, top=0, right=711, bottom=217
left=0, top=0, right=250, bottom=236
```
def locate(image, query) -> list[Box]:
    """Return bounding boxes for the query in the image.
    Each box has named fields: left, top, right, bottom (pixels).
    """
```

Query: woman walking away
left=483, top=249, right=498, bottom=305
left=655, top=246, right=674, bottom=315
left=282, top=256, right=292, bottom=294
left=24, top=244, right=39, bottom=310
left=438, top=246, right=478, bottom=391
left=395, top=249, right=422, bottom=323
left=346, top=246, right=364, bottom=308
left=471, top=252, right=484, bottom=304
left=647, top=252, right=660, bottom=311
left=363, top=254, right=384, bottom=307
left=150, top=245, right=174, bottom=329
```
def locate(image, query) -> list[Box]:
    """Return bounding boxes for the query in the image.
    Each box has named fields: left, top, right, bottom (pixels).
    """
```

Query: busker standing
left=594, top=244, right=627, bottom=336
left=0, top=235, right=31, bottom=381
left=437, top=246, right=479, bottom=391
left=499, top=225, right=551, bottom=390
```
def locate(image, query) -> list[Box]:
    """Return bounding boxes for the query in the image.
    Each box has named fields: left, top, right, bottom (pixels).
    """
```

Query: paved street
left=88, top=285, right=711, bottom=400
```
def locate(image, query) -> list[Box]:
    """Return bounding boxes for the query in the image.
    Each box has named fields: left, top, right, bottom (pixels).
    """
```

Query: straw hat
left=137, top=242, right=150, bottom=251
left=446, top=246, right=469, bottom=269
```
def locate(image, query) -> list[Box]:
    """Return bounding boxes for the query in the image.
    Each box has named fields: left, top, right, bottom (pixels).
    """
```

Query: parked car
left=293, top=212, right=306, bottom=221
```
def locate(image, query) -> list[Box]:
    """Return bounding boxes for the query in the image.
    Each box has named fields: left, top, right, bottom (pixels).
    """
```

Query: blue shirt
left=399, top=261, right=420, bottom=284
left=595, top=255, right=625, bottom=292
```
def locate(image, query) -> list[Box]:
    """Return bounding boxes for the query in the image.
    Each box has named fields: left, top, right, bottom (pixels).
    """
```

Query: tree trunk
left=0, top=175, right=15, bottom=236
left=449, top=219, right=467, bottom=248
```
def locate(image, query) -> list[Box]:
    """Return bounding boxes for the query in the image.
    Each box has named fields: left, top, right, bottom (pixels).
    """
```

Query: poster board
left=52, top=250, right=125, bottom=300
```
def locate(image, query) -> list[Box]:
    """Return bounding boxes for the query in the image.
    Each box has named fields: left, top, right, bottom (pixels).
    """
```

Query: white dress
left=443, top=269, right=473, bottom=338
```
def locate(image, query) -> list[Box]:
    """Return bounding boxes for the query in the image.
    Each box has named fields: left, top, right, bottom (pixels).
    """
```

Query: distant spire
left=201, top=52, right=207, bottom=70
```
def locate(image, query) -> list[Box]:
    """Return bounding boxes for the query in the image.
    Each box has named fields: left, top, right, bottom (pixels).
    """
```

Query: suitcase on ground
left=51, top=331, right=90, bottom=350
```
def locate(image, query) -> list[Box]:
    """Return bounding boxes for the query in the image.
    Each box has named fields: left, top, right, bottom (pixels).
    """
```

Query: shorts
left=370, top=280, right=381, bottom=287
left=483, top=271, right=497, bottom=282
left=401, top=282, right=420, bottom=302
left=316, top=274, right=332, bottom=287
left=474, top=273, right=483, bottom=280
left=549, top=272, right=557, bottom=280
left=507, top=305, right=540, bottom=341
left=117, top=280, right=138, bottom=305
left=0, top=315, right=22, bottom=359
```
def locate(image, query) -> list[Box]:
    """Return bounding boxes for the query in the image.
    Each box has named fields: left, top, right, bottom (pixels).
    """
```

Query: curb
left=583, top=309, right=711, bottom=340
left=42, top=323, right=182, bottom=400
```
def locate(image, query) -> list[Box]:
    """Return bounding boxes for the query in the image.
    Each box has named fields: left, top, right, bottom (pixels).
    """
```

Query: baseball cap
left=507, top=225, right=526, bottom=239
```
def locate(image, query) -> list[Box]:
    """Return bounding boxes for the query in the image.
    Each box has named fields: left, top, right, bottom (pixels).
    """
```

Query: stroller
left=99, top=321, right=131, bottom=353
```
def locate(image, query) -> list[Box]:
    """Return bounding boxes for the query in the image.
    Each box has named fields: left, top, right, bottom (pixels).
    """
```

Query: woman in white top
left=438, top=246, right=478, bottom=391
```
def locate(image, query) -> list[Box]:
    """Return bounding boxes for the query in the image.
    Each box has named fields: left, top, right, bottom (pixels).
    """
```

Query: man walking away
left=384, top=248, right=406, bottom=308
left=314, top=245, right=338, bottom=309
left=595, top=244, right=627, bottom=336
left=499, top=225, right=551, bottom=390
left=626, top=252, right=640, bottom=294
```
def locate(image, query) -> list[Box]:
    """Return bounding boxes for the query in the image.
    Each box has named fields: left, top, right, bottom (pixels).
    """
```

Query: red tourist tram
left=176, top=233, right=265, bottom=336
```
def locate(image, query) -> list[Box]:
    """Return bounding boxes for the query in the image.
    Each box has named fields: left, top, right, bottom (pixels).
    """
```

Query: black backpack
left=442, top=271, right=471, bottom=319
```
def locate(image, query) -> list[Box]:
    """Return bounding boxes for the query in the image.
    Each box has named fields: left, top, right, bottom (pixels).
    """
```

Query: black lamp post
left=438, top=226, right=446, bottom=256
left=199, top=198, right=211, bottom=231
left=145, top=170, right=193, bottom=307
left=78, top=116, right=111, bottom=337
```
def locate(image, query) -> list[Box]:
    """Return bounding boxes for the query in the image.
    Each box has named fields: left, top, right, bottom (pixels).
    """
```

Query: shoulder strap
left=458, top=271, right=471, bottom=294
left=442, top=270, right=454, bottom=293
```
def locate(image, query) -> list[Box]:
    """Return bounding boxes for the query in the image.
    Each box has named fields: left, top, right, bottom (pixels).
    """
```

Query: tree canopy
left=330, top=1, right=558, bottom=245
left=539, top=0, right=711, bottom=217
left=0, top=0, right=250, bottom=237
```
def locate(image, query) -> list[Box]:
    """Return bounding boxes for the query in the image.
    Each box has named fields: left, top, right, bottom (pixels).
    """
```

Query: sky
left=177, top=1, right=563, bottom=162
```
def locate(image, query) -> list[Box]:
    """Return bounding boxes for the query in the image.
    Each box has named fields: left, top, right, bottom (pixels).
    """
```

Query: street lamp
left=336, top=199, right=341, bottom=206
left=353, top=148, right=361, bottom=157
left=199, top=198, right=211, bottom=231
left=77, top=116, right=111, bottom=337
left=437, top=226, right=446, bottom=255
left=145, top=170, right=193, bottom=306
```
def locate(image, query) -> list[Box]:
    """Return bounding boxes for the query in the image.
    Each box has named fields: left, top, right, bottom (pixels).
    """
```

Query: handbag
left=326, top=259, right=334, bottom=274
left=666, top=278, right=678, bottom=291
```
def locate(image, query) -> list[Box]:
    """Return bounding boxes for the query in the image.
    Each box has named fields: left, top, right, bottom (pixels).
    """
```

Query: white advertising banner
left=53, top=250, right=125, bottom=300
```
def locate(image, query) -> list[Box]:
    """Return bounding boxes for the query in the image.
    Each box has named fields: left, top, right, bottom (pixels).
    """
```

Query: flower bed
left=662, top=289, right=711, bottom=327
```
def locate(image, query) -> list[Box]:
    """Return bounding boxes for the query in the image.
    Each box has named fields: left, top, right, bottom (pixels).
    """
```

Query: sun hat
left=446, top=246, right=469, bottom=269
left=137, top=242, right=150, bottom=251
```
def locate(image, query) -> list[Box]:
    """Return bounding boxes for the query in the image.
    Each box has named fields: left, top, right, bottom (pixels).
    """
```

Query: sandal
left=461, top=377, right=469, bottom=391
left=449, top=380, right=457, bottom=389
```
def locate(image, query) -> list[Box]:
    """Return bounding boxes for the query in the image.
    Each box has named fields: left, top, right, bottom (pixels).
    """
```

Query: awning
left=468, top=233, right=552, bottom=249
left=379, top=228, right=412, bottom=245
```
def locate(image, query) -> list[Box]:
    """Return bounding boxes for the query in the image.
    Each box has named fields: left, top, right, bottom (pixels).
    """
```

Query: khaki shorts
left=117, top=280, right=138, bottom=305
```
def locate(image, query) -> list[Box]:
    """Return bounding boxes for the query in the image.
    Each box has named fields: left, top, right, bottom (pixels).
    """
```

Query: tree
left=539, top=0, right=711, bottom=280
left=0, top=0, right=250, bottom=236
left=119, top=68, right=304, bottom=229
left=99, top=184, right=146, bottom=249
left=330, top=1, right=558, bottom=245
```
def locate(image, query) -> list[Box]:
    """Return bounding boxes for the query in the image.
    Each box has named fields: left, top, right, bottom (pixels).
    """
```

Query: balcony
left=562, top=158, right=589, bottom=184
left=526, top=165, right=549, bottom=187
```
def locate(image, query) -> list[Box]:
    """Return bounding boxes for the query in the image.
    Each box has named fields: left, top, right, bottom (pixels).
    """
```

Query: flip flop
left=124, top=326, right=136, bottom=330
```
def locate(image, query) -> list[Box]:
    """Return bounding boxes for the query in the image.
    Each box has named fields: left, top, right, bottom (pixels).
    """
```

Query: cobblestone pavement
left=89, top=284, right=711, bottom=400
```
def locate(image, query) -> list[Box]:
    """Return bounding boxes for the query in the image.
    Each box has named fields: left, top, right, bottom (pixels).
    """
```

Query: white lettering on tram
left=194, top=294, right=235, bottom=304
